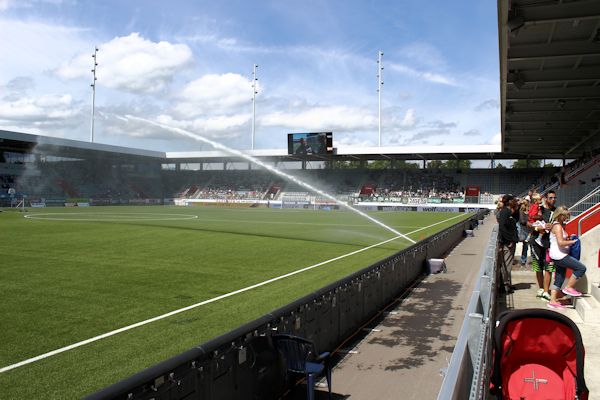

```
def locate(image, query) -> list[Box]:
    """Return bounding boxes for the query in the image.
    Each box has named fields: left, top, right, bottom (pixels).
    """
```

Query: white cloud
left=0, top=18, right=91, bottom=80
left=0, top=93, right=79, bottom=121
left=0, top=0, right=12, bottom=10
left=463, top=129, right=480, bottom=136
left=474, top=99, right=499, bottom=112
left=0, top=0, right=69, bottom=8
left=400, top=42, right=448, bottom=69
left=160, top=114, right=250, bottom=137
left=174, top=73, right=254, bottom=117
left=55, top=33, right=193, bottom=94
left=261, top=106, right=376, bottom=132
left=102, top=112, right=250, bottom=141
left=490, top=132, right=502, bottom=145
left=388, top=63, right=457, bottom=86
left=177, top=34, right=239, bottom=49
left=335, top=134, right=374, bottom=147
left=398, top=108, right=417, bottom=129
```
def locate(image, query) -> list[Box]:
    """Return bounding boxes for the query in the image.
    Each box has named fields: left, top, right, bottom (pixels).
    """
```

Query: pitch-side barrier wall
left=86, top=211, right=487, bottom=400
left=437, top=224, right=499, bottom=400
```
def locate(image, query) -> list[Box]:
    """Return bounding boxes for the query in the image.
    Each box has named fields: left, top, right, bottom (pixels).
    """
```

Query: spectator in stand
left=547, top=206, right=587, bottom=309
left=498, top=196, right=519, bottom=293
left=517, top=198, right=530, bottom=268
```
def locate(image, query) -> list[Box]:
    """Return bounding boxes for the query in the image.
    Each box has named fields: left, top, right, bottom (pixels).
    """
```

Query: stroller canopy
left=491, top=309, right=589, bottom=400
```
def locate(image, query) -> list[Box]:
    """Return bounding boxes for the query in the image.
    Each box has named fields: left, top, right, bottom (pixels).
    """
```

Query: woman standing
left=547, top=206, right=587, bottom=309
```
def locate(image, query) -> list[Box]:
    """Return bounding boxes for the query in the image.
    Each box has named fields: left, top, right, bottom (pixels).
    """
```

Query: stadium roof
left=498, top=0, right=600, bottom=159
left=165, top=145, right=502, bottom=163
left=1, top=130, right=504, bottom=163
left=0, top=129, right=164, bottom=161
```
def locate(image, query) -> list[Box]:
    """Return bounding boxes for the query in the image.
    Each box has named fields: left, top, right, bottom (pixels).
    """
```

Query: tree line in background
left=324, top=159, right=556, bottom=169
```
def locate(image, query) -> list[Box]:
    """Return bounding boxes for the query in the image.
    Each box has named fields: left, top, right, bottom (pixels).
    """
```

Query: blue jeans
left=551, top=255, right=587, bottom=290
left=520, top=242, right=529, bottom=264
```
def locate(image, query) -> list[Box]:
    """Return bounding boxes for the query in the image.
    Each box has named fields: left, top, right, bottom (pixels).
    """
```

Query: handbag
left=569, top=237, right=581, bottom=260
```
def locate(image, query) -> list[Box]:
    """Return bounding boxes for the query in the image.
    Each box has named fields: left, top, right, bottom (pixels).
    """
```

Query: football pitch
left=0, top=205, right=471, bottom=399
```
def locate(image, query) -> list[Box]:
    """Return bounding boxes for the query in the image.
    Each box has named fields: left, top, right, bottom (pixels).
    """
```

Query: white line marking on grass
left=196, top=217, right=422, bottom=229
left=0, top=213, right=466, bottom=374
left=24, top=213, right=198, bottom=222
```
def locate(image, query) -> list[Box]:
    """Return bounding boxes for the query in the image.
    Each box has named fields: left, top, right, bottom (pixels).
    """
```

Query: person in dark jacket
left=517, top=199, right=530, bottom=267
left=498, top=196, right=519, bottom=293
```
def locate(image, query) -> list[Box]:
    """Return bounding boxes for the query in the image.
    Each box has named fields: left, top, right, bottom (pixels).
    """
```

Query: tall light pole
left=251, top=64, right=258, bottom=150
left=90, top=46, right=98, bottom=143
left=376, top=50, right=384, bottom=147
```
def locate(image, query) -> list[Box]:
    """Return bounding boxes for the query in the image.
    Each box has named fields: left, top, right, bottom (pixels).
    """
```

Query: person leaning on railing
left=498, top=196, right=519, bottom=293
left=547, top=206, right=587, bottom=310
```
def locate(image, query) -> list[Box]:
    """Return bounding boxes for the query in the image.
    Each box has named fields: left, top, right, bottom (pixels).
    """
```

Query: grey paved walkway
left=319, top=215, right=496, bottom=399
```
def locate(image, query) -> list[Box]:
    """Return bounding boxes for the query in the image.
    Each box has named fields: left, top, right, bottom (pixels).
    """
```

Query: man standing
left=529, top=190, right=557, bottom=300
left=498, top=195, right=519, bottom=293
left=541, top=191, right=557, bottom=296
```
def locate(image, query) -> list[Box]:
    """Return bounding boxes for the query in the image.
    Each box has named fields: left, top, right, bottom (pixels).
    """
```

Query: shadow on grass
left=116, top=220, right=408, bottom=251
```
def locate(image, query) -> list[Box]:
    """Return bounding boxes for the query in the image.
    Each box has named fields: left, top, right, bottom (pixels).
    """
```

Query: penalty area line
left=0, top=213, right=466, bottom=374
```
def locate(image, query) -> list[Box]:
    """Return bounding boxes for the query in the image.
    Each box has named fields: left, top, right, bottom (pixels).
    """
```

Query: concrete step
left=591, top=283, right=600, bottom=303
left=574, top=288, right=600, bottom=323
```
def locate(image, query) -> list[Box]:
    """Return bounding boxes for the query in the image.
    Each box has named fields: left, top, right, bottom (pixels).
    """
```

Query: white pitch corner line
left=0, top=213, right=466, bottom=374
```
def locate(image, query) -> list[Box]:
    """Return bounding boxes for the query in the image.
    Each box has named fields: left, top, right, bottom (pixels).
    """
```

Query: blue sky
left=0, top=0, right=501, bottom=152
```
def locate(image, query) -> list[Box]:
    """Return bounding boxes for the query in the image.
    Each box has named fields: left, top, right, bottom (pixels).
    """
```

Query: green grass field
left=0, top=205, right=471, bottom=399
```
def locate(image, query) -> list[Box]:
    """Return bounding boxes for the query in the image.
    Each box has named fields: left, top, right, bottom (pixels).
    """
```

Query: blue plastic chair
left=273, top=334, right=332, bottom=400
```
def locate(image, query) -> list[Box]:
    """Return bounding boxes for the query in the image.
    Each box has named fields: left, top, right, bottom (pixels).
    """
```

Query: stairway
left=574, top=285, right=600, bottom=323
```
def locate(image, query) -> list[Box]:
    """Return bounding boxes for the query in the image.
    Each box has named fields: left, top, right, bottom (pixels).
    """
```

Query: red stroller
left=491, top=309, right=589, bottom=400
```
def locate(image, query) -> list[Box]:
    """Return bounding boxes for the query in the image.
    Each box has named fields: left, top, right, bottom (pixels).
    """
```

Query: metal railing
left=437, top=224, right=498, bottom=400
left=569, top=185, right=600, bottom=217
left=578, top=208, right=600, bottom=237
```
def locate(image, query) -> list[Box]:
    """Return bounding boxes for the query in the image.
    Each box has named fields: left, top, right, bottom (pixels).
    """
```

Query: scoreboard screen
left=287, top=132, right=333, bottom=155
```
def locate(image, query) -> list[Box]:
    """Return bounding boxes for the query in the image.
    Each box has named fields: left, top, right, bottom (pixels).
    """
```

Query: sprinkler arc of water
left=125, top=115, right=416, bottom=244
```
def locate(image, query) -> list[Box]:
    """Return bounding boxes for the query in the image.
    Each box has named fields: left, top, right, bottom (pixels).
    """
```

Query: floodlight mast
left=377, top=50, right=384, bottom=147
left=251, top=64, right=258, bottom=150
left=90, top=46, right=98, bottom=143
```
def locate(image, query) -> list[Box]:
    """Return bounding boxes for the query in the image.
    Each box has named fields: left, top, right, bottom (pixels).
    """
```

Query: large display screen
left=287, top=132, right=333, bottom=155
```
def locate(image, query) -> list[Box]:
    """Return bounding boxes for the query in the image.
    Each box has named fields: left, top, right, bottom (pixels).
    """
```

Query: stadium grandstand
left=1, top=1, right=600, bottom=399
left=1, top=129, right=585, bottom=210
